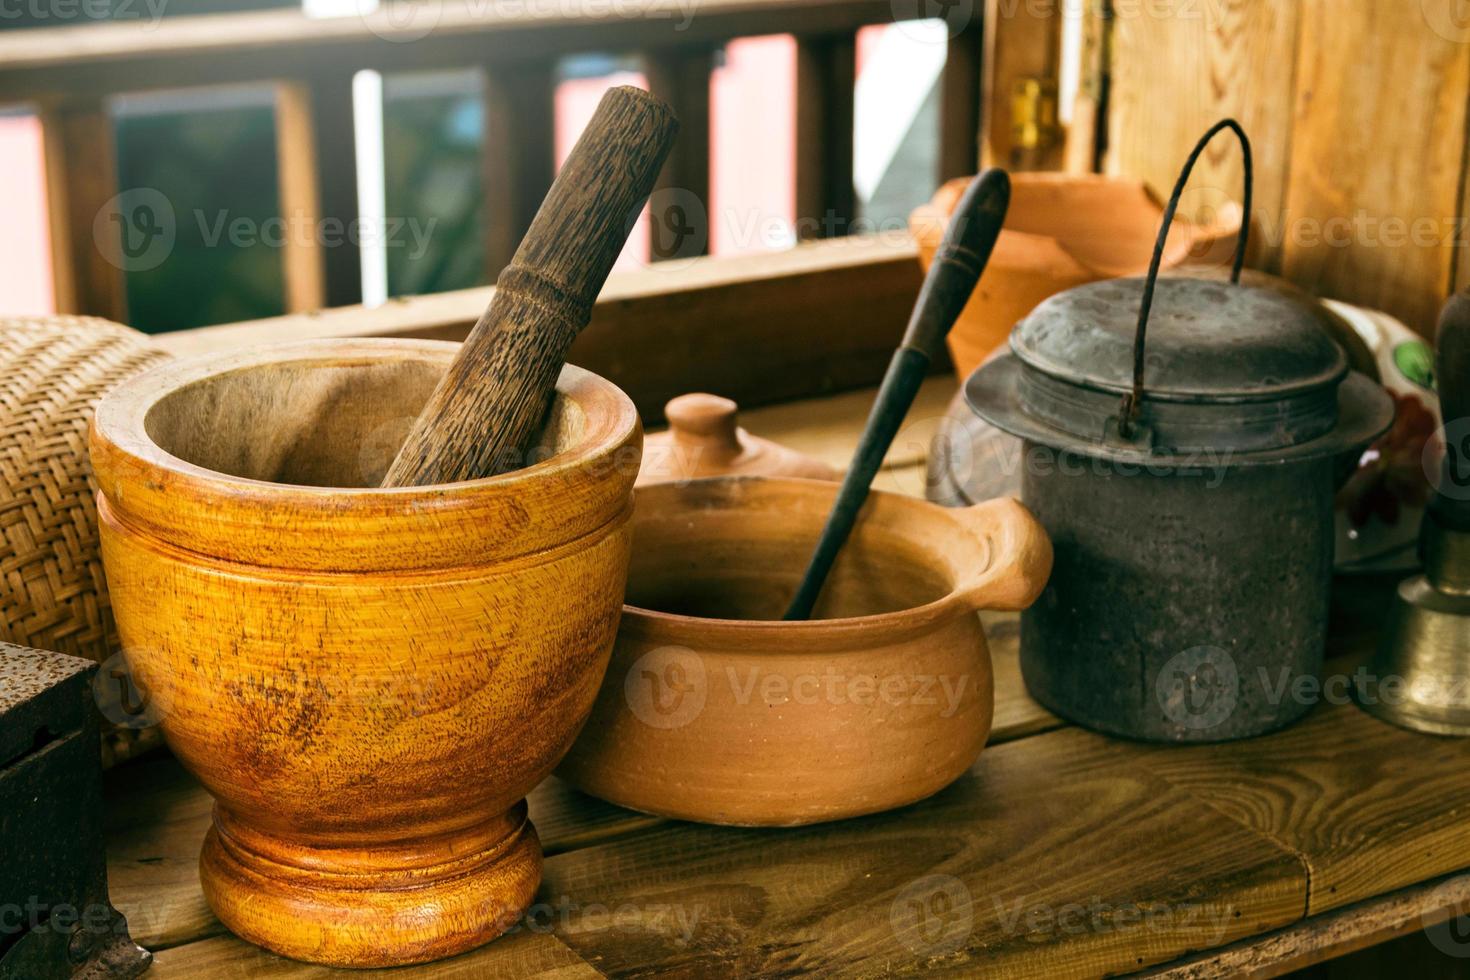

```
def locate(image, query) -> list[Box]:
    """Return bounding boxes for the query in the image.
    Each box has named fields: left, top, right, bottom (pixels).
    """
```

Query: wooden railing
left=0, top=0, right=985, bottom=325
left=151, top=232, right=930, bottom=421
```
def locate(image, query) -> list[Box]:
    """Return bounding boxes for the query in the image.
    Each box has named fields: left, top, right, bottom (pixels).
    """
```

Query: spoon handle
left=783, top=170, right=1011, bottom=621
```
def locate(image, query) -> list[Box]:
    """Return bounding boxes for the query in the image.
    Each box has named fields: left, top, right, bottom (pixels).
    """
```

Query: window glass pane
left=853, top=20, right=946, bottom=234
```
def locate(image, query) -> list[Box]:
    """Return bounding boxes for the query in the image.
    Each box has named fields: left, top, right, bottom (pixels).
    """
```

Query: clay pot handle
left=955, top=497, right=1053, bottom=612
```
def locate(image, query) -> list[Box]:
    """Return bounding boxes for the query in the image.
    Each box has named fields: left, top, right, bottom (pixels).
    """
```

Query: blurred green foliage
left=382, top=71, right=486, bottom=297
left=116, top=97, right=286, bottom=332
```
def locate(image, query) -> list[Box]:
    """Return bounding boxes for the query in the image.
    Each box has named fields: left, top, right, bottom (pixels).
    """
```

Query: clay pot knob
left=637, top=394, right=839, bottom=487
left=666, top=393, right=742, bottom=451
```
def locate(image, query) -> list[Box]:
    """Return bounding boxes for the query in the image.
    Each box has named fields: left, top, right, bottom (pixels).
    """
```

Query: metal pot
left=964, top=120, right=1394, bottom=742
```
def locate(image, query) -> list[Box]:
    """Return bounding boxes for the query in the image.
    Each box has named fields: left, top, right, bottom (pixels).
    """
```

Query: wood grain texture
left=383, top=86, right=676, bottom=486
left=544, top=727, right=1306, bottom=978
left=105, top=759, right=664, bottom=952
left=1281, top=0, right=1470, bottom=336
left=104, top=754, right=218, bottom=950
left=1134, top=699, right=1470, bottom=916
left=100, top=377, right=1463, bottom=979
left=146, top=930, right=603, bottom=979
left=1139, top=870, right=1470, bottom=980
left=91, top=341, right=640, bottom=966
left=1105, top=0, right=1299, bottom=272
left=101, top=639, right=1056, bottom=962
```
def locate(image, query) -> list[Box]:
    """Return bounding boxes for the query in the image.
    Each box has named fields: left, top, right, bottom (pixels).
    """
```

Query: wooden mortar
left=89, top=339, right=641, bottom=967
left=556, top=476, right=1052, bottom=826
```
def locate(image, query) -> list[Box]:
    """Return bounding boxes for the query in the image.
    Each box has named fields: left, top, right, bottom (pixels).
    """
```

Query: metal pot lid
left=1013, top=277, right=1350, bottom=402
left=966, top=352, right=1393, bottom=467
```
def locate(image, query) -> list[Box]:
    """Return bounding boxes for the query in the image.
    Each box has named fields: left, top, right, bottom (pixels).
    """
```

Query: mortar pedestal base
left=200, top=801, right=542, bottom=968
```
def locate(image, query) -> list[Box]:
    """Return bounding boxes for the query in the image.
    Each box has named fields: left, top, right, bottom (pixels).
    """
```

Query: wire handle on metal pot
left=1118, top=118, right=1253, bottom=437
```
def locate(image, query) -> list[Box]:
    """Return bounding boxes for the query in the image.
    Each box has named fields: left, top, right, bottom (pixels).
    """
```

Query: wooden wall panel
left=981, top=0, right=1063, bottom=171
left=1105, top=0, right=1301, bottom=272
left=1282, top=0, right=1470, bottom=337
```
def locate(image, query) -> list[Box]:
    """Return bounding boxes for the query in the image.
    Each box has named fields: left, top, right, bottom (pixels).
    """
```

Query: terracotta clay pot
left=637, top=393, right=838, bottom=486
left=556, top=476, right=1051, bottom=826
left=89, top=339, right=640, bottom=967
left=910, top=173, right=1244, bottom=378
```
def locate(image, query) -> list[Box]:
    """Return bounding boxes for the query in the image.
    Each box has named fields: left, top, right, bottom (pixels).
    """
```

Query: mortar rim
left=89, top=337, right=641, bottom=570
left=92, top=337, right=639, bottom=498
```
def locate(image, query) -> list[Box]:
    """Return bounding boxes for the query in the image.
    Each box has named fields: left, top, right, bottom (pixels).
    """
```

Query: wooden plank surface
left=1133, top=698, right=1470, bottom=917
left=148, top=930, right=602, bottom=979
left=1138, top=870, right=1470, bottom=980
left=104, top=615, right=1055, bottom=957
left=1105, top=0, right=1300, bottom=272
left=1279, top=0, right=1470, bottom=336
left=538, top=728, right=1306, bottom=978
left=733, top=372, right=957, bottom=475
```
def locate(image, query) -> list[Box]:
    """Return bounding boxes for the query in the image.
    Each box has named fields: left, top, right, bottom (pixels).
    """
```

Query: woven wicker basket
left=0, top=315, right=171, bottom=766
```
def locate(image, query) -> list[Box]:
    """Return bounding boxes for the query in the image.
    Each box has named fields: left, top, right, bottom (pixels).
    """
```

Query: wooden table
left=102, top=379, right=1470, bottom=978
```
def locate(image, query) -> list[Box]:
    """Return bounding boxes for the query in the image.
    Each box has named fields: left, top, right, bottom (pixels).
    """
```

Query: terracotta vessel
left=557, top=476, right=1051, bottom=826
left=637, top=392, right=838, bottom=486
left=909, top=172, right=1243, bottom=378
left=89, top=339, right=640, bottom=967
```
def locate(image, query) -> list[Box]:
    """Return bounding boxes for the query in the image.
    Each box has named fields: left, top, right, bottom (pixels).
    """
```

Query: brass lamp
left=1358, top=291, right=1470, bottom=734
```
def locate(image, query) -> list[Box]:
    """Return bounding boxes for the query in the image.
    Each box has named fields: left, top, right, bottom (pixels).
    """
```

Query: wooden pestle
left=381, top=86, right=678, bottom=487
